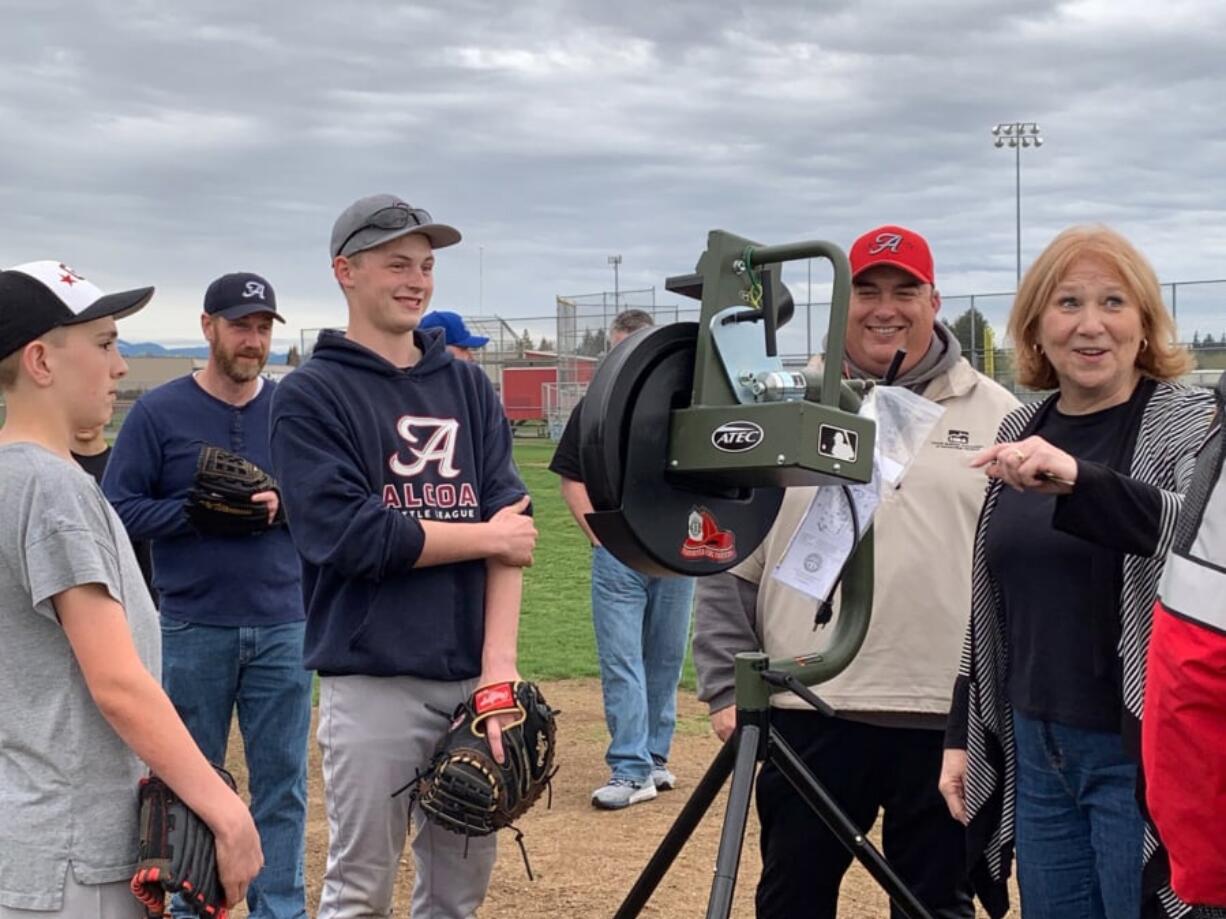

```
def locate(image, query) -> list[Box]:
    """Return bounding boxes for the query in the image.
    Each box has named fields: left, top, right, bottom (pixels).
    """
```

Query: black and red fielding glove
left=129, top=765, right=235, bottom=918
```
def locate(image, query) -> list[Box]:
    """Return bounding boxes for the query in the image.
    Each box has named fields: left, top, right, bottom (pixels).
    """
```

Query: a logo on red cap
left=681, top=506, right=736, bottom=562
left=850, top=225, right=934, bottom=286
left=867, top=233, right=904, bottom=255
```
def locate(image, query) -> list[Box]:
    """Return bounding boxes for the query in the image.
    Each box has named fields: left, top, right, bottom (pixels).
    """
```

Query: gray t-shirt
left=0, top=443, right=160, bottom=910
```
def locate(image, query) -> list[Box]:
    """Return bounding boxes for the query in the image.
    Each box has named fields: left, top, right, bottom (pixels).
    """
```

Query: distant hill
left=118, top=340, right=289, bottom=363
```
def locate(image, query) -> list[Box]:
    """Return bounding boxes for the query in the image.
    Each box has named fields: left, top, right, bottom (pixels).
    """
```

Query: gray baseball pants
left=316, top=673, right=497, bottom=919
left=0, top=871, right=141, bottom=919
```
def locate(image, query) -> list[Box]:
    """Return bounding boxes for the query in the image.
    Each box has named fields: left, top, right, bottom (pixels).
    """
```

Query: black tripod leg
left=706, top=723, right=762, bottom=919
left=768, top=727, right=936, bottom=919
left=613, top=735, right=739, bottom=918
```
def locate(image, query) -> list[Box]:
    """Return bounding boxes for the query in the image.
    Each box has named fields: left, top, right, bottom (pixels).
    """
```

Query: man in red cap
left=693, top=226, right=1019, bottom=917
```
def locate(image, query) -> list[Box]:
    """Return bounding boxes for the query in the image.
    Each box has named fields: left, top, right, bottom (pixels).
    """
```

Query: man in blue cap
left=419, top=309, right=489, bottom=362
left=103, top=272, right=311, bottom=919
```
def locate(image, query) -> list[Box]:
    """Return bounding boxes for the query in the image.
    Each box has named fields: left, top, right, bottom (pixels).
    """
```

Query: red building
left=501, top=351, right=598, bottom=422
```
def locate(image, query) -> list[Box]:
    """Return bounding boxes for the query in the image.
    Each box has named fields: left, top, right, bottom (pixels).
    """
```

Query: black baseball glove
left=185, top=445, right=284, bottom=537
left=130, top=765, right=234, bottom=919
left=413, top=680, right=558, bottom=846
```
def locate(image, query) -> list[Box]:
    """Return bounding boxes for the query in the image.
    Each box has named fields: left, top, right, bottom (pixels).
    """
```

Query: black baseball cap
left=203, top=272, right=284, bottom=323
left=0, top=260, right=153, bottom=361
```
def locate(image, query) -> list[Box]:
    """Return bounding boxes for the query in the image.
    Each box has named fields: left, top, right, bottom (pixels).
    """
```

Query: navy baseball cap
left=331, top=194, right=461, bottom=259
left=419, top=311, right=489, bottom=349
left=0, top=260, right=153, bottom=361
left=203, top=272, right=284, bottom=323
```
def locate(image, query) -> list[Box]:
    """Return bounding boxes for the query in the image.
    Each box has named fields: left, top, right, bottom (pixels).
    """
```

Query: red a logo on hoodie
left=389, top=416, right=462, bottom=478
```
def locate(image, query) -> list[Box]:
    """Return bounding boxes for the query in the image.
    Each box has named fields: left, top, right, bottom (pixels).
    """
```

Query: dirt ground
left=226, top=679, right=998, bottom=917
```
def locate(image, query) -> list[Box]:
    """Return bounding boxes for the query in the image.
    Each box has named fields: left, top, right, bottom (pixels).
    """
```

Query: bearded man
left=103, top=272, right=310, bottom=919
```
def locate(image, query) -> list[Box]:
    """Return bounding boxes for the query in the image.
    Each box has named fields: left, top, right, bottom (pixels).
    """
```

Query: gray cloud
left=2, top=0, right=1225, bottom=350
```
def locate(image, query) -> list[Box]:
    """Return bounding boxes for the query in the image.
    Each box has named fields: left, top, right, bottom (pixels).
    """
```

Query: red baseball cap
left=849, top=225, right=934, bottom=286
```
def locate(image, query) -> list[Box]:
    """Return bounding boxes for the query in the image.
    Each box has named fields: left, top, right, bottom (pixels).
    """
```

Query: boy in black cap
left=102, top=271, right=307, bottom=919
left=0, top=261, right=262, bottom=918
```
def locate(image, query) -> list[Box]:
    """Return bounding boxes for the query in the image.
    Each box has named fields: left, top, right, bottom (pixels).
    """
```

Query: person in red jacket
left=1143, top=370, right=1226, bottom=919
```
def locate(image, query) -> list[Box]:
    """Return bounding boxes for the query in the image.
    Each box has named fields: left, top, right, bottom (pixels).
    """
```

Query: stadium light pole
left=608, top=254, right=622, bottom=305
left=992, top=121, right=1043, bottom=289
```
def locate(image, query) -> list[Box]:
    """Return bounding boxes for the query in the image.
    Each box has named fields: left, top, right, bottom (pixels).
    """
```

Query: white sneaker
left=591, top=777, right=658, bottom=810
left=650, top=761, right=677, bottom=791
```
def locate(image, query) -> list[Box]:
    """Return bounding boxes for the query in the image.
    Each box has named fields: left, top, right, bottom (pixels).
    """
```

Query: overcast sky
left=3, top=0, right=1225, bottom=354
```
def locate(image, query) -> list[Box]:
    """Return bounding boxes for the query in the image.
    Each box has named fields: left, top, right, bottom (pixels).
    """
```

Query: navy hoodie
left=269, top=328, right=526, bottom=679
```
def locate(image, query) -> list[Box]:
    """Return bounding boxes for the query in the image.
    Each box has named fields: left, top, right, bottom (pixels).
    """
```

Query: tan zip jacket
left=694, top=358, right=1019, bottom=714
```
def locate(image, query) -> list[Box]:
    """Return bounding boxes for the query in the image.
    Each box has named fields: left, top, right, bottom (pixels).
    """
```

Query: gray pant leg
left=0, top=871, right=142, bottom=919
left=316, top=674, right=497, bottom=919
left=407, top=678, right=497, bottom=919
left=316, top=675, right=407, bottom=919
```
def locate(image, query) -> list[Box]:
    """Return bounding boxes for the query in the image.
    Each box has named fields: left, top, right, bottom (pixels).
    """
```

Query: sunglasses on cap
left=335, top=204, right=435, bottom=258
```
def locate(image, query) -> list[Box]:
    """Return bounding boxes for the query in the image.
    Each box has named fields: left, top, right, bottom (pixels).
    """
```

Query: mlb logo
left=818, top=425, right=859, bottom=463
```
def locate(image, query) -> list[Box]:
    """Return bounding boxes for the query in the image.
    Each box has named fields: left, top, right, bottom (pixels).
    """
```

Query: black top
left=72, top=447, right=112, bottom=483
left=73, top=447, right=157, bottom=602
left=986, top=400, right=1135, bottom=732
left=548, top=398, right=584, bottom=482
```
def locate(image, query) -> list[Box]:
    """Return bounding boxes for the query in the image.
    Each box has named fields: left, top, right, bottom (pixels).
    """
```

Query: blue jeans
left=160, top=618, right=313, bottom=919
left=1012, top=710, right=1144, bottom=919
left=590, top=546, right=694, bottom=782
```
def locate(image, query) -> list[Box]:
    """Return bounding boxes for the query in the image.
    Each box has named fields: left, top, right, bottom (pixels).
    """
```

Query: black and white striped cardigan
left=948, top=378, right=1216, bottom=919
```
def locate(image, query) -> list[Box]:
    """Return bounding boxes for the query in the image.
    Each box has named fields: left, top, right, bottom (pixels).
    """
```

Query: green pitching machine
left=579, top=230, right=936, bottom=919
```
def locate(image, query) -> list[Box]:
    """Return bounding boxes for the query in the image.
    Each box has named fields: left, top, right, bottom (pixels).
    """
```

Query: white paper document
left=771, top=385, right=946, bottom=601
left=861, top=385, right=946, bottom=487
left=772, top=475, right=880, bottom=601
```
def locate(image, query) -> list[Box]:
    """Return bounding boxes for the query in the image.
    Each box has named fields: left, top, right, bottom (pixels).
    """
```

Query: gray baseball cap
left=330, top=194, right=461, bottom=259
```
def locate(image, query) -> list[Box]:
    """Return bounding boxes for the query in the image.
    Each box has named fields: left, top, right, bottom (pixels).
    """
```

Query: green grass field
left=513, top=440, right=696, bottom=690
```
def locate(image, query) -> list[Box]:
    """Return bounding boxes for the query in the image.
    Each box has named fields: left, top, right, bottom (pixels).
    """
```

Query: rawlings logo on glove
left=397, top=680, right=558, bottom=877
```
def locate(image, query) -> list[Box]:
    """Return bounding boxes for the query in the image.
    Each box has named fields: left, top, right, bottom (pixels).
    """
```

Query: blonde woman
left=939, top=226, right=1213, bottom=918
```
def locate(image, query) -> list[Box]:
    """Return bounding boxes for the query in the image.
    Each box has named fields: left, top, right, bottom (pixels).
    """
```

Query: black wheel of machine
left=579, top=323, right=784, bottom=577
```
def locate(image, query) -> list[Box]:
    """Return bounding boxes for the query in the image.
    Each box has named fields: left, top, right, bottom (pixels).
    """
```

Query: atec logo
left=711, top=420, right=764, bottom=453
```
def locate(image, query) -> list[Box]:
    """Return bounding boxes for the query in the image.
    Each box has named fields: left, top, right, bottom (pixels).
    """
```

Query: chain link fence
left=551, top=288, right=686, bottom=434
left=532, top=278, right=1226, bottom=436
left=279, top=277, right=1226, bottom=440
